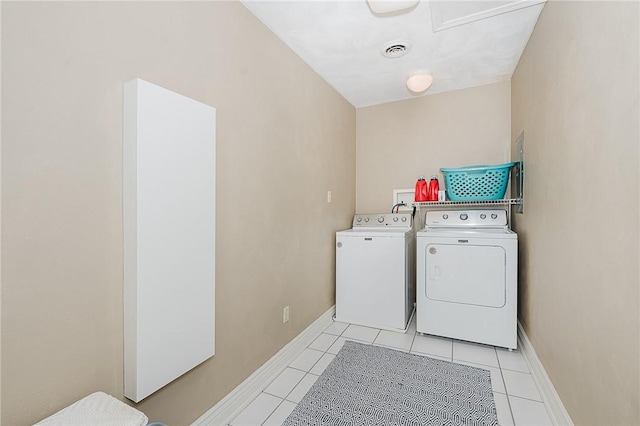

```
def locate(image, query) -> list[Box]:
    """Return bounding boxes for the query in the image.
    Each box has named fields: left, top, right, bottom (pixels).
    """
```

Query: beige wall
left=0, top=0, right=3, bottom=420
left=356, top=81, right=512, bottom=214
left=1, top=2, right=355, bottom=425
left=511, top=1, right=639, bottom=424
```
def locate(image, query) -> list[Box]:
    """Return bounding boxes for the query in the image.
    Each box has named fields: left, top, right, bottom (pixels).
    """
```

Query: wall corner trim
left=191, top=306, right=336, bottom=426
left=518, top=322, right=574, bottom=426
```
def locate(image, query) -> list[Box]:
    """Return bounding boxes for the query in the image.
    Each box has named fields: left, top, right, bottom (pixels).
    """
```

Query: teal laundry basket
left=440, top=162, right=515, bottom=201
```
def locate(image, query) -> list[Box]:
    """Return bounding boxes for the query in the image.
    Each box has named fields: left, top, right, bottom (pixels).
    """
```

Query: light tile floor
left=229, top=316, right=554, bottom=426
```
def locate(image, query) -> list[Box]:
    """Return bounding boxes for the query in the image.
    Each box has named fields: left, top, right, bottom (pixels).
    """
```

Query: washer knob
left=443, top=214, right=449, bottom=219
left=460, top=213, right=468, bottom=220
left=377, top=216, right=384, bottom=223
left=480, top=214, right=486, bottom=219
left=393, top=216, right=399, bottom=222
left=401, top=217, right=407, bottom=222
left=491, top=213, right=498, bottom=219
left=364, top=217, right=369, bottom=222
left=356, top=217, right=362, bottom=222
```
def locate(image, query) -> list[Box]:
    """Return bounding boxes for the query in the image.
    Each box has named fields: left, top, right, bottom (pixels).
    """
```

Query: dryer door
left=425, top=243, right=505, bottom=307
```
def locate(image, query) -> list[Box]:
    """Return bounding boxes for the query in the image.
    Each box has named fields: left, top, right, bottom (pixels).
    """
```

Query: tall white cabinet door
left=123, top=79, right=216, bottom=402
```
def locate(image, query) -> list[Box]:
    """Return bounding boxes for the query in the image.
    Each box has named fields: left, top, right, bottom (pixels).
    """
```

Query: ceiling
left=241, top=0, right=546, bottom=108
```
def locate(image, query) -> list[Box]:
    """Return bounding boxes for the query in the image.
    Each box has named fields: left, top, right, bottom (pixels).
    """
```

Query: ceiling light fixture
left=366, top=0, right=419, bottom=15
left=406, top=72, right=434, bottom=94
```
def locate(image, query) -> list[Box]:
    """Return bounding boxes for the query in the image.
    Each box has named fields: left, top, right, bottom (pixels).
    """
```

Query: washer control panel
left=353, top=213, right=413, bottom=228
left=426, top=210, right=507, bottom=227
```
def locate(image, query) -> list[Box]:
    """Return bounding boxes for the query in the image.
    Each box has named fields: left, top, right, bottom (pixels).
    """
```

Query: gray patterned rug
left=283, top=341, right=498, bottom=426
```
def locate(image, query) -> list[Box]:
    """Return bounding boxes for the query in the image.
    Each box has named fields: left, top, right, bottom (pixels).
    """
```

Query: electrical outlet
left=283, top=306, right=290, bottom=323
left=327, top=190, right=332, bottom=203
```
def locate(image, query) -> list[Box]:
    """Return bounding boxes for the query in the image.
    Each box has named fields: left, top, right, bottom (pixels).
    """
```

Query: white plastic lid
left=34, top=392, right=148, bottom=426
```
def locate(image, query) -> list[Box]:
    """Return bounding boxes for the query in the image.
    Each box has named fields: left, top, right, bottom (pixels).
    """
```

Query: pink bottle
left=427, top=175, right=439, bottom=201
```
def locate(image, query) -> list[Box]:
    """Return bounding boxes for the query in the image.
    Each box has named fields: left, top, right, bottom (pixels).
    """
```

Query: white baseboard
left=191, top=306, right=336, bottom=426
left=517, top=322, right=574, bottom=426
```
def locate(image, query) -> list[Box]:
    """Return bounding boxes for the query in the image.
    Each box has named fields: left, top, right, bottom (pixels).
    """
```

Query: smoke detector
left=381, top=40, right=412, bottom=59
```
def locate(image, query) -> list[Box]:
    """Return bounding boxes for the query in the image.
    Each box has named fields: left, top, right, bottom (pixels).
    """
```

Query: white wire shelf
left=412, top=198, right=522, bottom=208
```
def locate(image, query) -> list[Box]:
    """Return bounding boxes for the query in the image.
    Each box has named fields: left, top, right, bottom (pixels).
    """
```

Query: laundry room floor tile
left=285, top=373, right=319, bottom=404
left=289, top=348, right=324, bottom=372
left=509, top=395, right=553, bottom=425
left=326, top=337, right=349, bottom=354
left=493, top=392, right=514, bottom=426
left=496, top=347, right=530, bottom=372
left=323, top=321, right=349, bottom=336
left=309, top=353, right=335, bottom=375
left=308, top=333, right=339, bottom=352
left=411, top=333, right=453, bottom=359
left=229, top=392, right=281, bottom=426
left=373, top=330, right=415, bottom=351
left=341, top=324, right=380, bottom=343
left=453, top=340, right=499, bottom=367
left=263, top=368, right=306, bottom=399
left=502, top=369, right=542, bottom=401
left=262, top=400, right=297, bottom=426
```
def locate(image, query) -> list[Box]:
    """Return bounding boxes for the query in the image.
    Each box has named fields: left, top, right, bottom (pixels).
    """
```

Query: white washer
left=335, top=213, right=415, bottom=332
left=416, top=210, right=518, bottom=349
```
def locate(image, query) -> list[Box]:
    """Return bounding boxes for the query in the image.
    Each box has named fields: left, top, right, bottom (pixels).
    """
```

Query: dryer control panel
left=426, top=210, right=507, bottom=227
left=352, top=213, right=413, bottom=228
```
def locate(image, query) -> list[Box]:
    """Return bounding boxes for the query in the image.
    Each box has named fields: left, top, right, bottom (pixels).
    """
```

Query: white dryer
left=416, top=210, right=517, bottom=349
left=335, top=213, right=415, bottom=332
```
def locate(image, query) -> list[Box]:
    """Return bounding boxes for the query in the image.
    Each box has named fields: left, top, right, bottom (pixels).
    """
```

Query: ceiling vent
left=381, top=40, right=412, bottom=59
